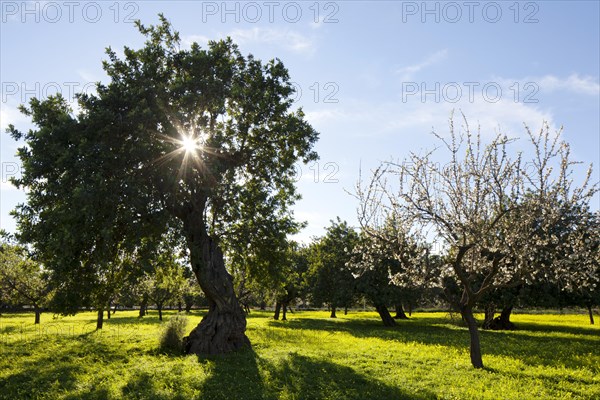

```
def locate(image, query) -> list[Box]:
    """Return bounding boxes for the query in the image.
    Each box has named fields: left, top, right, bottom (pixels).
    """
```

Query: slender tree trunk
left=460, top=305, right=484, bottom=369
left=482, top=303, right=495, bottom=329
left=344, top=306, right=348, bottom=315
left=260, top=301, right=266, bottom=311
left=282, top=303, right=288, bottom=321
left=158, top=304, right=163, bottom=321
left=106, top=303, right=111, bottom=320
left=139, top=295, right=148, bottom=318
left=178, top=301, right=183, bottom=313
left=375, top=304, right=396, bottom=327
left=330, top=305, right=337, bottom=318
left=408, top=302, right=413, bottom=317
left=182, top=226, right=250, bottom=355
left=34, top=306, right=41, bottom=325
left=112, top=305, right=117, bottom=315
left=274, top=302, right=281, bottom=320
left=394, top=304, right=409, bottom=319
left=96, top=308, right=104, bottom=330
left=586, top=304, right=594, bottom=325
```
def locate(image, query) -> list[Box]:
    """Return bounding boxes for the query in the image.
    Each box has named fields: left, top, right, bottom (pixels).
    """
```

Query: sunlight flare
left=181, top=134, right=200, bottom=155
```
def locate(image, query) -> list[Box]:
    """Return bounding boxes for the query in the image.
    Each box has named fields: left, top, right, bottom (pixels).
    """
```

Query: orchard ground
left=0, top=310, right=598, bottom=399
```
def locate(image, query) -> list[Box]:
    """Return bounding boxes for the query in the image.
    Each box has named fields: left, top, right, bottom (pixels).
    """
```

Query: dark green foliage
left=308, top=219, right=359, bottom=315
left=7, top=15, right=318, bottom=351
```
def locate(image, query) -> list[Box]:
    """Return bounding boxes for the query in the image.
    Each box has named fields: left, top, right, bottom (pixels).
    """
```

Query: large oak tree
left=7, top=15, right=318, bottom=354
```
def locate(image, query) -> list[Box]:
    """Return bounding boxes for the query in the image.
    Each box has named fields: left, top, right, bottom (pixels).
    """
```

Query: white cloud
left=181, top=34, right=212, bottom=48
left=395, top=49, right=448, bottom=81
left=0, top=103, right=27, bottom=131
left=76, top=70, right=101, bottom=84
left=0, top=181, right=18, bottom=192
left=495, top=74, right=599, bottom=96
left=182, top=28, right=315, bottom=55
left=537, top=74, right=599, bottom=96
left=304, top=95, right=554, bottom=142
left=229, top=27, right=315, bottom=54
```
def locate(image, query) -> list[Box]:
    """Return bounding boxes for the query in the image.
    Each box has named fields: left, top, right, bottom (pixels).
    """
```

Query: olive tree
left=7, top=15, right=318, bottom=354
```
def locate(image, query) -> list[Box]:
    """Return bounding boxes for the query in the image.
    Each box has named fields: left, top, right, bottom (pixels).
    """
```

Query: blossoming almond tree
left=356, top=113, right=597, bottom=368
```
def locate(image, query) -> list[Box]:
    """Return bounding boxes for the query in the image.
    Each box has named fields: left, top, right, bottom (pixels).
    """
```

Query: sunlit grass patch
left=0, top=310, right=598, bottom=399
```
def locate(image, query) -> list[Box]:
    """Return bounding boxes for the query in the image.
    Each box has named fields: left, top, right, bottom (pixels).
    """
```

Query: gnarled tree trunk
left=497, top=305, right=514, bottom=329
left=460, top=305, right=483, bottom=368
left=482, top=303, right=495, bottom=329
left=375, top=304, right=396, bottom=327
left=183, top=229, right=250, bottom=355
left=486, top=305, right=515, bottom=330
left=394, top=303, right=409, bottom=320
left=330, top=305, right=337, bottom=318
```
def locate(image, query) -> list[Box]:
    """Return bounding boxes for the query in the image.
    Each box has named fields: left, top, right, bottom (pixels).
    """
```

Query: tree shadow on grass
left=197, top=348, right=274, bottom=400
left=0, top=360, right=80, bottom=400
left=195, top=347, right=435, bottom=400
left=267, top=316, right=599, bottom=371
left=508, top=320, right=599, bottom=337
left=0, top=337, right=94, bottom=400
left=263, top=352, right=435, bottom=400
left=0, top=331, right=140, bottom=399
left=120, top=370, right=190, bottom=400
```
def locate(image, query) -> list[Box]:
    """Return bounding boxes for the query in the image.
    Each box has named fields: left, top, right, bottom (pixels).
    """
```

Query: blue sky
left=1, top=1, right=599, bottom=242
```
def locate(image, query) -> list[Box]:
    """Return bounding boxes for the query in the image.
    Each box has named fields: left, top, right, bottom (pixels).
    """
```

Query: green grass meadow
left=0, top=310, right=598, bottom=399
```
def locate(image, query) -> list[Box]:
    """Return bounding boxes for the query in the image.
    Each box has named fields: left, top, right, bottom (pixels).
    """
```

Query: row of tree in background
left=2, top=209, right=598, bottom=329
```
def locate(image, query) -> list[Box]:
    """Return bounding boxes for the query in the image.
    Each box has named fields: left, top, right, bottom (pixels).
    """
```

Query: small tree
left=0, top=243, right=51, bottom=324
left=308, top=218, right=359, bottom=318
left=272, top=243, right=310, bottom=321
left=140, top=251, right=187, bottom=321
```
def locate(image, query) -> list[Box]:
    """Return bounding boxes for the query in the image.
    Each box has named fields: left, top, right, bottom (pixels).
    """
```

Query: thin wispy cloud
left=228, top=27, right=315, bottom=54
left=495, top=74, right=600, bottom=96
left=395, top=49, right=449, bottom=81
left=182, top=28, right=315, bottom=55
left=304, top=96, right=554, bottom=141
left=537, top=74, right=599, bottom=96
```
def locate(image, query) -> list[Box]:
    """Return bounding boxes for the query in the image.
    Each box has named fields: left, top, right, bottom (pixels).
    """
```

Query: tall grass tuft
left=159, top=313, right=188, bottom=354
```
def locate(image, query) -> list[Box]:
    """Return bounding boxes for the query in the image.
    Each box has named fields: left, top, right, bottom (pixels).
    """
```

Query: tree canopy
left=7, top=14, right=318, bottom=354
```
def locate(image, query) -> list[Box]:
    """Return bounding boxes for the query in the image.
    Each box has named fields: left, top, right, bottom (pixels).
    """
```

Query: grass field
left=0, top=310, right=598, bottom=399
